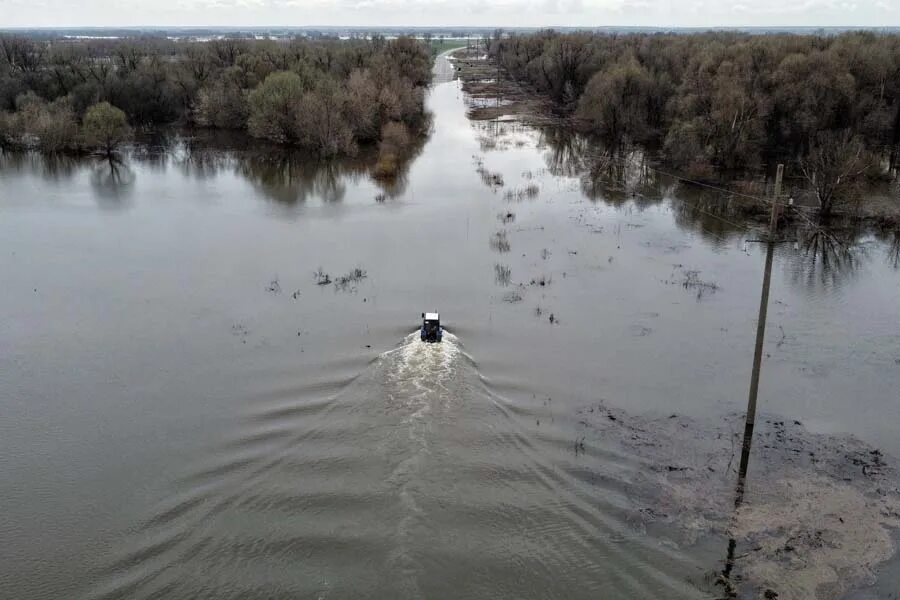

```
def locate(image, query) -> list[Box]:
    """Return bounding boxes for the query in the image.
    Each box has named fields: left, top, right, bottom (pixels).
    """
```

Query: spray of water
left=380, top=331, right=463, bottom=594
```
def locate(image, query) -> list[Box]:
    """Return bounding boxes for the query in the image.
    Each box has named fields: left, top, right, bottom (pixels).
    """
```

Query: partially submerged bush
left=334, top=267, right=368, bottom=292
left=196, top=68, right=249, bottom=130
left=294, top=79, right=356, bottom=157
left=32, top=101, right=79, bottom=153
left=0, top=111, right=21, bottom=148
left=9, top=93, right=80, bottom=152
left=490, top=230, right=511, bottom=253
left=373, top=121, right=411, bottom=180
left=494, top=264, right=512, bottom=286
left=575, top=56, right=654, bottom=144
left=82, top=102, right=131, bottom=155
left=247, top=71, right=305, bottom=144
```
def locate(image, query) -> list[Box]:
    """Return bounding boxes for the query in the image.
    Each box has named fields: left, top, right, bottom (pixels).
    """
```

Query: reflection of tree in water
left=236, top=152, right=363, bottom=205
left=84, top=123, right=431, bottom=205
left=538, top=129, right=665, bottom=206
left=40, top=153, right=81, bottom=181
left=0, top=151, right=79, bottom=182
left=234, top=131, right=427, bottom=204
left=176, top=138, right=232, bottom=180
left=129, top=129, right=179, bottom=173
left=876, top=227, right=900, bottom=270
left=471, top=119, right=535, bottom=153
left=888, top=232, right=900, bottom=270
left=582, top=151, right=664, bottom=208
left=89, top=157, right=136, bottom=208
left=671, top=189, right=759, bottom=245
left=537, top=127, right=761, bottom=246
left=789, top=226, right=863, bottom=292
left=372, top=162, right=410, bottom=199
left=540, top=128, right=591, bottom=178
left=371, top=127, right=429, bottom=200
left=0, top=150, right=26, bottom=172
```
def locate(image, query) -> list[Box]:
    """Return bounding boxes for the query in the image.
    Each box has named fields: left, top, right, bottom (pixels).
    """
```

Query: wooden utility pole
left=497, top=53, right=502, bottom=110
left=734, top=163, right=783, bottom=504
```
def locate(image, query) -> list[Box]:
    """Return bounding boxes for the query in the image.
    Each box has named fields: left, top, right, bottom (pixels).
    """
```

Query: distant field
left=429, top=38, right=475, bottom=54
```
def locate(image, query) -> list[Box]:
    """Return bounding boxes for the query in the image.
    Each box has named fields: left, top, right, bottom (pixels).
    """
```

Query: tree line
left=0, top=35, right=432, bottom=159
left=488, top=30, right=900, bottom=216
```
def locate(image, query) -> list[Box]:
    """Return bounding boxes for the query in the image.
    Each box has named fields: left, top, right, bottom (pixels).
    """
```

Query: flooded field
left=2, top=53, right=899, bottom=599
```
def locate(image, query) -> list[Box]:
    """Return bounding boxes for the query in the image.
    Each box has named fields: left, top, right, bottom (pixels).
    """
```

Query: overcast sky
left=0, top=0, right=897, bottom=28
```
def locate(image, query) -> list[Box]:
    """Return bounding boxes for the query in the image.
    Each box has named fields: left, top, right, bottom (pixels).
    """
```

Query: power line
left=648, top=165, right=773, bottom=207
left=669, top=197, right=751, bottom=234
left=590, top=151, right=849, bottom=248
left=588, top=151, right=772, bottom=207
left=589, top=152, right=759, bottom=233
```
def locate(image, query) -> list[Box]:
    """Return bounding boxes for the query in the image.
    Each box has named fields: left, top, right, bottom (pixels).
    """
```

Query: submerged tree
left=247, top=71, right=304, bottom=144
left=5, top=93, right=80, bottom=152
left=295, top=78, right=356, bottom=157
left=799, top=130, right=871, bottom=219
left=575, top=56, right=654, bottom=145
left=82, top=102, right=131, bottom=156
left=0, top=34, right=432, bottom=158
left=195, top=67, right=249, bottom=130
left=492, top=30, right=900, bottom=181
left=373, top=121, right=411, bottom=180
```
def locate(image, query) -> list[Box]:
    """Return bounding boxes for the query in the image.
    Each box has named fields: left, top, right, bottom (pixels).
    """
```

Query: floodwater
left=2, top=53, right=899, bottom=599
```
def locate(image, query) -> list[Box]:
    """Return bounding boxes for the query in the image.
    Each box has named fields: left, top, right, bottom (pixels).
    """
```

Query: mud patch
left=451, top=48, right=559, bottom=125
left=732, top=474, right=899, bottom=600
left=571, top=406, right=900, bottom=600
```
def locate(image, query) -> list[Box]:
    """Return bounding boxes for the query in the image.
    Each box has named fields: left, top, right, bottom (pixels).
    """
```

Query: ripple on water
left=88, top=331, right=712, bottom=600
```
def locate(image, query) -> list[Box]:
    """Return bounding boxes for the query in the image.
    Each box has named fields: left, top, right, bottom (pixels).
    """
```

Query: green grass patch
left=429, top=38, right=472, bottom=55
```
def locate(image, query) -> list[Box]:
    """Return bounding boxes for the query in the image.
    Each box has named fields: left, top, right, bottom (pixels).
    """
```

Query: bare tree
left=799, top=129, right=872, bottom=219
left=0, top=36, right=46, bottom=74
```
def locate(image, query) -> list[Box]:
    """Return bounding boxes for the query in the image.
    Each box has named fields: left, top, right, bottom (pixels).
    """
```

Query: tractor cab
left=420, top=312, right=443, bottom=343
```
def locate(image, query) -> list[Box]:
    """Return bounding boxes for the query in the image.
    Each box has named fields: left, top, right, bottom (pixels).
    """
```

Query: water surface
left=2, top=53, right=899, bottom=599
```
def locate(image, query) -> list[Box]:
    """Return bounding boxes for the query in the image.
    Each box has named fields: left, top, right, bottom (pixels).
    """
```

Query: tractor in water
left=420, top=312, right=443, bottom=343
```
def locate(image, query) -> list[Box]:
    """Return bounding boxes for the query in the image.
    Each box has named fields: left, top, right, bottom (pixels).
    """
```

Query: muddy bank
left=570, top=404, right=900, bottom=599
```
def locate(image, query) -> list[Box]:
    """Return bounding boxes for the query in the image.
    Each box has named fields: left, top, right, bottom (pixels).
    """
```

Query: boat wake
left=379, top=332, right=466, bottom=595
left=85, top=329, right=712, bottom=600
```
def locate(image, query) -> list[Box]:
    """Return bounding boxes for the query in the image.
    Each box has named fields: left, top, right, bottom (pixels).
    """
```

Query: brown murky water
left=2, top=53, right=899, bottom=599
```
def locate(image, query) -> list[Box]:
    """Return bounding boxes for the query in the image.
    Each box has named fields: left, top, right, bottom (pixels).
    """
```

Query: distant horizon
left=3, top=24, right=900, bottom=32
left=1, top=0, right=897, bottom=30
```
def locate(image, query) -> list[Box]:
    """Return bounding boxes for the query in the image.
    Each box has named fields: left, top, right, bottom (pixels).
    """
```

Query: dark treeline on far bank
left=487, top=30, right=900, bottom=216
left=0, top=35, right=432, bottom=164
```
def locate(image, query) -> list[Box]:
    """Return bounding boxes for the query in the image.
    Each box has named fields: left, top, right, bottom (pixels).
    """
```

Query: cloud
left=0, top=0, right=896, bottom=27
left=728, top=0, right=856, bottom=15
